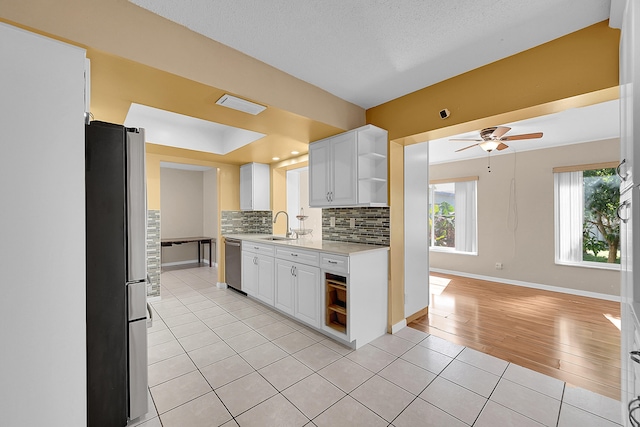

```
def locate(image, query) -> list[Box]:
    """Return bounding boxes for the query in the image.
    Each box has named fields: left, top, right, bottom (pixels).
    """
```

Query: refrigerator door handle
left=128, top=281, right=147, bottom=321
left=126, top=128, right=147, bottom=282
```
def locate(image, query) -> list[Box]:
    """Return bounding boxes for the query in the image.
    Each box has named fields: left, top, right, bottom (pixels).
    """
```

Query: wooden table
left=160, top=237, right=216, bottom=267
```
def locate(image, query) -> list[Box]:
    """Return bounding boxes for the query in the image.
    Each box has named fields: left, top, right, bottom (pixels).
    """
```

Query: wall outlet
left=262, top=217, right=266, bottom=224
left=350, top=218, right=355, bottom=228
left=330, top=217, right=335, bottom=227
left=495, top=262, right=503, bottom=270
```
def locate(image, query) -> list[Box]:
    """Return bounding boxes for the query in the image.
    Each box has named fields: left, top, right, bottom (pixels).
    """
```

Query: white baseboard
left=430, top=268, right=620, bottom=302
left=161, top=259, right=217, bottom=267
left=217, top=282, right=228, bottom=289
left=391, top=319, right=407, bottom=334
left=146, top=295, right=161, bottom=303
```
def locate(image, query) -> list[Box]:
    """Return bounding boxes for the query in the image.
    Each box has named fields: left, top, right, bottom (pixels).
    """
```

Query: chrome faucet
left=273, top=211, right=294, bottom=238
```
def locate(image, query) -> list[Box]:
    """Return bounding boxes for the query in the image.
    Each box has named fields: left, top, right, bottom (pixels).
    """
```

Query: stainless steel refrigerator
left=86, top=121, right=148, bottom=426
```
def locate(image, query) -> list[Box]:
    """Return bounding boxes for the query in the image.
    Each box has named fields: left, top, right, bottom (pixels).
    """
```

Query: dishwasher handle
left=225, top=240, right=241, bottom=247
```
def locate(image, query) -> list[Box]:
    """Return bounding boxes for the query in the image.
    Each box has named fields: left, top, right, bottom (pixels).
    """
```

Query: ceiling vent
left=215, top=94, right=266, bottom=115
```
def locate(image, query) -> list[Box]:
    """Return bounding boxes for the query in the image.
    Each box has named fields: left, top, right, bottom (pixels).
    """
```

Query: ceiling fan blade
left=455, top=143, right=480, bottom=152
left=502, top=132, right=543, bottom=141
left=449, top=138, right=482, bottom=142
left=491, top=126, right=511, bottom=139
left=496, top=142, right=509, bottom=151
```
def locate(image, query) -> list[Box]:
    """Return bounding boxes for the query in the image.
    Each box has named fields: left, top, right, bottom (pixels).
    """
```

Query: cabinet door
left=241, top=251, right=257, bottom=296
left=309, top=139, right=332, bottom=207
left=331, top=132, right=358, bottom=206
left=294, top=264, right=321, bottom=327
left=256, top=255, right=275, bottom=306
left=275, top=260, right=295, bottom=315
left=240, top=164, right=252, bottom=210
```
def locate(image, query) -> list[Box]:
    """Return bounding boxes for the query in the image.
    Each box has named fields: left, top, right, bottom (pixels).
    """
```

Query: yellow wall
left=388, top=142, right=405, bottom=329
left=367, top=21, right=620, bottom=143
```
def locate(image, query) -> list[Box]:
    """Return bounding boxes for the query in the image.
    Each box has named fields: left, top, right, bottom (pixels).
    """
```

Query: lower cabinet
left=238, top=239, right=388, bottom=349
left=275, top=260, right=295, bottom=316
left=242, top=250, right=274, bottom=305
left=275, top=259, right=321, bottom=327
left=241, top=251, right=258, bottom=297
left=255, top=255, right=275, bottom=305
left=293, top=264, right=321, bottom=328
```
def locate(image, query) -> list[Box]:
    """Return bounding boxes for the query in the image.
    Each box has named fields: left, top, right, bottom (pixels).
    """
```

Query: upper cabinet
left=240, top=162, right=270, bottom=210
left=309, top=124, right=388, bottom=208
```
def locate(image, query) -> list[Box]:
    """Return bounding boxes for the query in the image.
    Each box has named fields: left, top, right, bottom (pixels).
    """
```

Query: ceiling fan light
left=480, top=140, right=500, bottom=152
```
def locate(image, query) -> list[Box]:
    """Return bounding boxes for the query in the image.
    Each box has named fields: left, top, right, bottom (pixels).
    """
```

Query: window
left=554, top=163, right=620, bottom=269
left=429, top=177, right=478, bottom=254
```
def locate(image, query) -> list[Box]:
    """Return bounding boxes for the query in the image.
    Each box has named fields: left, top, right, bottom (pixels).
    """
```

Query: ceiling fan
left=451, top=126, right=543, bottom=153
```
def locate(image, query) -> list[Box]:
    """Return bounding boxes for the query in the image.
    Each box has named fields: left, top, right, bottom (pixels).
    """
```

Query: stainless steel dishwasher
left=224, top=238, right=242, bottom=292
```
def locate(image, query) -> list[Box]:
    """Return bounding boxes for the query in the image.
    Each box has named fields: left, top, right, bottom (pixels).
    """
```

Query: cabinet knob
left=617, top=159, right=629, bottom=181
left=618, top=199, right=630, bottom=223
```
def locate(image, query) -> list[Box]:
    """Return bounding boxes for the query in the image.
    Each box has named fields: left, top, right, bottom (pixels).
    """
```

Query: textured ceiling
left=129, top=0, right=611, bottom=109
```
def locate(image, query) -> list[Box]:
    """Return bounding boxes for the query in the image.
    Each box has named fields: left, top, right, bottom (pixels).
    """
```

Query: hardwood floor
left=409, top=272, right=621, bottom=400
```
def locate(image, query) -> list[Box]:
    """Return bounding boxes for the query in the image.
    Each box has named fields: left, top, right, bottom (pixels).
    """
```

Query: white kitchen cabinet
left=241, top=251, right=258, bottom=296
left=255, top=255, right=275, bottom=305
left=321, top=249, right=388, bottom=348
left=275, top=259, right=296, bottom=315
left=234, top=236, right=389, bottom=349
left=275, top=258, right=321, bottom=326
left=240, top=162, right=270, bottom=210
left=309, top=124, right=388, bottom=208
left=294, top=264, right=321, bottom=327
left=241, top=241, right=274, bottom=304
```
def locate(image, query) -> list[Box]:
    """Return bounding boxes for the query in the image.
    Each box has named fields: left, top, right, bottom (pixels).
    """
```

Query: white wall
left=429, top=139, right=620, bottom=297
left=404, top=142, right=430, bottom=318
left=161, top=168, right=203, bottom=263
left=0, top=23, right=86, bottom=426
left=160, top=167, right=218, bottom=264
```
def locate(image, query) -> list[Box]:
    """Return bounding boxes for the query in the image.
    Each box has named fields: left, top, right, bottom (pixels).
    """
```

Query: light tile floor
left=128, top=266, right=623, bottom=427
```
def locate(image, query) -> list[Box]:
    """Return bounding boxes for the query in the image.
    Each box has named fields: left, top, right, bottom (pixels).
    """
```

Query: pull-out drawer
left=242, top=241, right=275, bottom=256
left=275, top=247, right=319, bottom=267
left=320, top=253, right=349, bottom=274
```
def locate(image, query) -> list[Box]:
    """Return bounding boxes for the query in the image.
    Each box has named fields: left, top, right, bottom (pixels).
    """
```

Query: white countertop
left=223, top=234, right=389, bottom=256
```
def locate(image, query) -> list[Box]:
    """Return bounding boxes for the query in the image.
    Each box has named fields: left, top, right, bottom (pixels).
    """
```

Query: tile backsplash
left=322, top=207, right=390, bottom=246
left=221, top=210, right=273, bottom=234
left=147, top=209, right=161, bottom=298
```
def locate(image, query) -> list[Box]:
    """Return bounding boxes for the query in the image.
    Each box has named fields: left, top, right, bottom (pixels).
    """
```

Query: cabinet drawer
left=275, top=247, right=319, bottom=267
left=242, top=241, right=274, bottom=256
left=320, top=253, right=349, bottom=273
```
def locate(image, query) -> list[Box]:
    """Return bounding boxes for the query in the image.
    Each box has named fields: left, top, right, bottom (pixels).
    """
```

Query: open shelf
left=328, top=303, right=346, bottom=315
left=326, top=273, right=348, bottom=334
